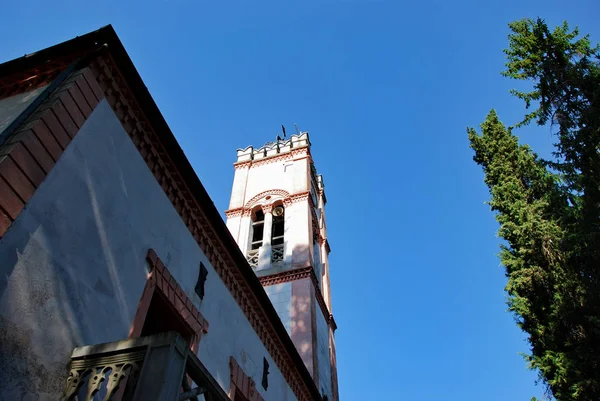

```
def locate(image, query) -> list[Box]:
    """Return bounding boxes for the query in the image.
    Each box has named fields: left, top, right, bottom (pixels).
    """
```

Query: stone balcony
left=63, top=332, right=229, bottom=401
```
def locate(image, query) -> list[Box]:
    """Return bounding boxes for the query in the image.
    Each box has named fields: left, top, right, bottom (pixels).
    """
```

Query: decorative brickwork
left=245, top=189, right=291, bottom=208
left=259, top=266, right=314, bottom=286
left=0, top=67, right=103, bottom=238
left=229, top=357, right=264, bottom=401
left=129, top=249, right=209, bottom=352
left=225, top=208, right=244, bottom=218
left=233, top=148, right=310, bottom=169
left=233, top=160, right=251, bottom=170
left=225, top=190, right=317, bottom=232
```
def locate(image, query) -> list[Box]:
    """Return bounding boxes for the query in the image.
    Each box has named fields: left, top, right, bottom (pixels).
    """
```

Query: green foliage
left=469, top=18, right=600, bottom=401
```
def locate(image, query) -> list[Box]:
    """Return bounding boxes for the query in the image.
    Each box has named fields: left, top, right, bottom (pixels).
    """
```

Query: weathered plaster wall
left=0, top=100, right=296, bottom=401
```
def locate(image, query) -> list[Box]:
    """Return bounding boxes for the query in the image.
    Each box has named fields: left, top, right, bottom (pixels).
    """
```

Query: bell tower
left=225, top=132, right=339, bottom=401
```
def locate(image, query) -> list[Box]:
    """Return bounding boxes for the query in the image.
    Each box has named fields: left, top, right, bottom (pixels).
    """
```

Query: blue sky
left=1, top=1, right=598, bottom=400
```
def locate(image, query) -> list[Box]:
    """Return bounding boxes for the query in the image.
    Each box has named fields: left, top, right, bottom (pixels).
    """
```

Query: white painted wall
left=228, top=154, right=310, bottom=212
left=228, top=167, right=249, bottom=210
left=0, top=100, right=297, bottom=401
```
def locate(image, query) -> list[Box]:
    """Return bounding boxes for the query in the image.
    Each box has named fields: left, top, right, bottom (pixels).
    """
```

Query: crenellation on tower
left=226, top=130, right=339, bottom=401
left=235, top=132, right=311, bottom=163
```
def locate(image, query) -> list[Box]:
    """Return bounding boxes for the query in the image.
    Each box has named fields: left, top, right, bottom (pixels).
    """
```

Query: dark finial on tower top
left=281, top=125, right=286, bottom=139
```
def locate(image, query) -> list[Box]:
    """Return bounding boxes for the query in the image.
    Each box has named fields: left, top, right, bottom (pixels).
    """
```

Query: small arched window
left=250, top=209, right=264, bottom=250
left=270, top=205, right=285, bottom=265
left=271, top=205, right=285, bottom=246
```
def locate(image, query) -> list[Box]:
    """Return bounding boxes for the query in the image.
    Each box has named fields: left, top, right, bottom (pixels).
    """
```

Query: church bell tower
left=225, top=132, right=339, bottom=401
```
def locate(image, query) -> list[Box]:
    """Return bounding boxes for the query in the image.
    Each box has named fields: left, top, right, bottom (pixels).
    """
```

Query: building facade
left=225, top=135, right=339, bottom=401
left=0, top=26, right=338, bottom=401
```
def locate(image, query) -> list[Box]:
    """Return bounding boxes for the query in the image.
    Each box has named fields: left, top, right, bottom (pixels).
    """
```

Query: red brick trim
left=233, top=147, right=310, bottom=169
left=224, top=208, right=244, bottom=218
left=129, top=249, right=209, bottom=352
left=259, top=266, right=313, bottom=286
left=260, top=268, right=337, bottom=332
left=224, top=190, right=316, bottom=226
left=229, top=356, right=264, bottom=401
left=233, top=161, right=251, bottom=170
left=245, top=189, right=291, bottom=208
left=0, top=67, right=103, bottom=239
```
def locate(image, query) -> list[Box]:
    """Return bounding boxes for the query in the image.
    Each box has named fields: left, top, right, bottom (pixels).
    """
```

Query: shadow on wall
left=0, top=126, right=149, bottom=400
left=289, top=243, right=316, bottom=376
left=291, top=243, right=311, bottom=269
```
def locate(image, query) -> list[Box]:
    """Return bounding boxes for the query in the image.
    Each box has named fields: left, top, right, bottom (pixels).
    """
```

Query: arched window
left=250, top=209, right=264, bottom=250
left=246, top=209, right=264, bottom=269
left=271, top=205, right=285, bottom=264
left=271, top=205, right=285, bottom=246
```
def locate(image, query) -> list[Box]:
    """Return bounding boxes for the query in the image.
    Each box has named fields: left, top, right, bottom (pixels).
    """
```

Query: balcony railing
left=246, top=249, right=259, bottom=269
left=271, top=244, right=284, bottom=265
left=63, top=331, right=229, bottom=401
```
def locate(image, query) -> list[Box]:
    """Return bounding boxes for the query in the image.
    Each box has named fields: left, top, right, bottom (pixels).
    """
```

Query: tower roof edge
left=235, top=132, right=311, bottom=163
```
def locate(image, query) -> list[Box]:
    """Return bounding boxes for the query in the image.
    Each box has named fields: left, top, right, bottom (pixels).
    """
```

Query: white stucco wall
left=285, top=201, right=311, bottom=266
left=226, top=214, right=252, bottom=251
left=228, top=166, right=250, bottom=210
left=0, top=100, right=297, bottom=401
left=246, top=161, right=293, bottom=202
left=228, top=153, right=310, bottom=212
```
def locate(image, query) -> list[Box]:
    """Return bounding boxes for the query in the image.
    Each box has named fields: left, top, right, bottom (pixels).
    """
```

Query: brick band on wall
left=229, top=356, right=264, bottom=401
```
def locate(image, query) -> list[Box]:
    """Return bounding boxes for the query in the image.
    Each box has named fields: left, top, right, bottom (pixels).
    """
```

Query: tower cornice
left=233, top=146, right=311, bottom=169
